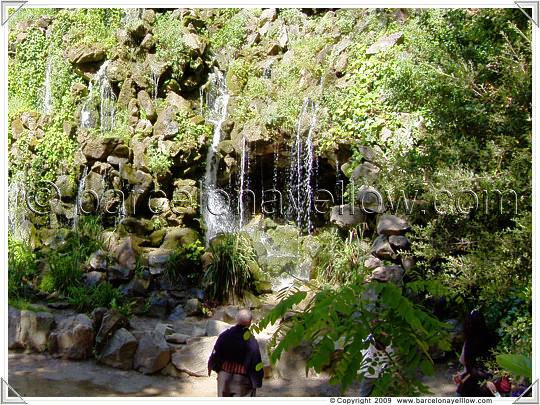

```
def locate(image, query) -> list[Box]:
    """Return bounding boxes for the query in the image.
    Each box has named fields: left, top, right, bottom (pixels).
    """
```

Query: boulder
left=371, top=235, right=397, bottom=260
left=120, top=276, right=150, bottom=297
left=84, top=271, right=105, bottom=287
left=118, top=78, right=136, bottom=107
left=357, top=186, right=385, bottom=213
left=364, top=255, right=382, bottom=270
left=401, top=256, right=416, bottom=271
left=82, top=137, right=117, bottom=161
left=160, top=227, right=200, bottom=250
left=170, top=336, right=218, bottom=377
left=8, top=307, right=22, bottom=349
left=18, top=310, right=54, bottom=352
left=184, top=298, right=201, bottom=317
left=89, top=250, right=108, bottom=270
left=166, top=333, right=190, bottom=344
left=133, top=331, right=171, bottom=374
left=146, top=291, right=169, bottom=318
left=369, top=266, right=405, bottom=283
left=113, top=237, right=138, bottom=271
left=366, top=32, right=404, bottom=55
left=376, top=214, right=411, bottom=236
left=389, top=235, right=410, bottom=251
left=90, top=307, right=107, bottom=329
left=183, top=32, right=206, bottom=54
left=154, top=322, right=175, bottom=337
left=148, top=248, right=172, bottom=275
left=137, top=90, right=156, bottom=122
left=259, top=8, right=277, bottom=25
left=55, top=175, right=76, bottom=198
left=95, top=309, right=128, bottom=351
left=154, top=92, right=191, bottom=140
left=205, top=320, right=231, bottom=337
left=351, top=162, right=380, bottom=182
left=47, top=314, right=94, bottom=360
left=67, top=44, right=106, bottom=64
left=107, top=265, right=132, bottom=283
left=99, top=328, right=138, bottom=370
left=330, top=205, right=367, bottom=228
left=168, top=305, right=187, bottom=321
left=212, top=305, right=239, bottom=323
left=171, top=319, right=207, bottom=338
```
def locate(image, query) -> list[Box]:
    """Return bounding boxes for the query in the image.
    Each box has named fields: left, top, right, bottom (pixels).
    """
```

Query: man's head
left=236, top=309, right=252, bottom=327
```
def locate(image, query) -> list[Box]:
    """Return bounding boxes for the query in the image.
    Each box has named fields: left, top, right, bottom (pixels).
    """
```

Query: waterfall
left=239, top=137, right=249, bottom=228
left=8, top=173, right=30, bottom=243
left=202, top=68, right=234, bottom=243
left=81, top=61, right=116, bottom=132
left=43, top=57, right=53, bottom=115
left=288, top=98, right=318, bottom=233
left=73, top=167, right=88, bottom=230
left=151, top=67, right=160, bottom=100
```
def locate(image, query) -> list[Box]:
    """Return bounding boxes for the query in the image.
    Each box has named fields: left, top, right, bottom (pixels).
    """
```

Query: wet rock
left=95, top=309, right=128, bottom=351
left=133, top=331, right=171, bottom=374
left=47, top=314, right=94, bottom=360
left=330, top=205, right=367, bottom=228
left=366, top=32, right=404, bottom=55
left=206, top=320, right=231, bottom=337
left=66, top=44, right=106, bottom=64
left=118, top=78, right=136, bottom=107
left=154, top=92, right=191, bottom=140
left=148, top=248, right=171, bottom=276
left=55, top=175, right=76, bottom=198
left=389, top=235, right=410, bottom=251
left=18, top=310, right=54, bottom=353
left=377, top=214, right=411, bottom=236
left=371, top=235, right=397, bottom=260
left=137, top=90, right=156, bottom=122
left=90, top=307, right=107, bottom=329
left=369, top=266, right=405, bottom=283
left=98, top=328, right=138, bottom=370
left=171, top=336, right=218, bottom=377
left=364, top=255, right=382, bottom=270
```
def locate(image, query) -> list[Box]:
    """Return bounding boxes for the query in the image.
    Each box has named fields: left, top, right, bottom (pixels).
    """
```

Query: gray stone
left=8, top=307, right=22, bottom=349
left=205, top=320, right=231, bottom=337
left=148, top=248, right=172, bottom=275
left=357, top=186, right=385, bottom=213
left=89, top=250, right=108, bottom=270
left=370, top=266, right=405, bottom=283
left=184, top=298, right=201, bottom=316
left=107, top=265, right=132, bottom=283
left=47, top=314, right=94, bottom=360
left=171, top=336, right=218, bottom=377
left=67, top=44, right=106, bottom=64
left=82, top=137, right=117, bottom=161
left=330, top=205, right=367, bottom=228
left=171, top=319, right=207, bottom=338
left=95, top=309, right=128, bottom=351
left=85, top=271, right=105, bottom=287
left=133, top=331, right=171, bottom=374
left=259, top=8, right=277, bottom=25
left=147, top=291, right=169, bottom=319
left=364, top=255, right=382, bottom=270
left=137, top=90, right=156, bottom=122
left=168, top=305, right=187, bottom=321
left=401, top=256, right=416, bottom=271
left=55, top=175, right=76, bottom=198
left=377, top=214, right=411, bottom=236
left=371, top=235, right=397, bottom=260
left=18, top=310, right=54, bottom=352
left=99, top=328, right=138, bottom=370
left=389, top=235, right=410, bottom=251
left=154, top=92, right=191, bottom=140
left=366, top=32, right=404, bottom=55
left=166, top=333, right=190, bottom=344
left=352, top=162, right=380, bottom=182
left=160, top=227, right=200, bottom=250
left=113, top=237, right=138, bottom=271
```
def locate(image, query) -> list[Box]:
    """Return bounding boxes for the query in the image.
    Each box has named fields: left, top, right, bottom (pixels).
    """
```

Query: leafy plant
left=496, top=354, right=531, bottom=380
left=165, top=240, right=205, bottom=286
left=203, top=233, right=261, bottom=303
left=8, top=236, right=37, bottom=299
left=67, top=282, right=121, bottom=313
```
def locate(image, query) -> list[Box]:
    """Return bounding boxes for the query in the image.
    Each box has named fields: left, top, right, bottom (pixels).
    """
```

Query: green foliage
left=203, top=233, right=261, bottom=303
left=165, top=240, right=205, bottom=285
left=312, top=229, right=368, bottom=285
left=8, top=236, right=37, bottom=299
left=209, top=10, right=248, bottom=51
left=495, top=354, right=531, bottom=380
left=147, top=140, right=173, bottom=176
left=174, top=111, right=211, bottom=149
left=67, top=282, right=121, bottom=313
left=154, top=12, right=190, bottom=78
left=252, top=281, right=451, bottom=395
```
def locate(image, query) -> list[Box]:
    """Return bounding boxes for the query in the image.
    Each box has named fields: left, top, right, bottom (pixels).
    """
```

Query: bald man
left=208, top=309, right=264, bottom=396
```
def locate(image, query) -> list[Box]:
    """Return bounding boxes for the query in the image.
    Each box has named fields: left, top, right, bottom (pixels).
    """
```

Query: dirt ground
left=8, top=351, right=458, bottom=397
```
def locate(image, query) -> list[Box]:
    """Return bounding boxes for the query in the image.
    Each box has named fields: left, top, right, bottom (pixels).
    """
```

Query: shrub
left=154, top=11, right=190, bottom=78
left=8, top=236, right=37, bottom=299
left=203, top=233, right=260, bottom=303
left=67, top=282, right=122, bottom=313
left=165, top=240, right=205, bottom=286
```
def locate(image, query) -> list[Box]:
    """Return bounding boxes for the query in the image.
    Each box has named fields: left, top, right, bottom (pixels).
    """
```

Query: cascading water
left=151, top=67, right=160, bottom=100
left=238, top=137, right=250, bottom=228
left=73, top=167, right=88, bottom=230
left=202, top=68, right=234, bottom=243
left=8, top=173, right=30, bottom=243
left=81, top=61, right=116, bottom=132
left=288, top=98, right=318, bottom=233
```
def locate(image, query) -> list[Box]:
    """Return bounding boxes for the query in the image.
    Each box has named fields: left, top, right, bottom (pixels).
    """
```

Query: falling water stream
left=202, top=68, right=234, bottom=244
left=81, top=61, right=116, bottom=132
left=73, top=167, right=88, bottom=230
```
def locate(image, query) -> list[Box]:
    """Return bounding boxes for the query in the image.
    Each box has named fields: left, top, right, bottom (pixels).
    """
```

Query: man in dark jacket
left=208, top=309, right=264, bottom=396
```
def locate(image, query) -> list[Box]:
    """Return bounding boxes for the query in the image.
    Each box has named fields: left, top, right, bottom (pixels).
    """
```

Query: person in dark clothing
left=208, top=309, right=264, bottom=396
left=454, top=309, right=494, bottom=397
